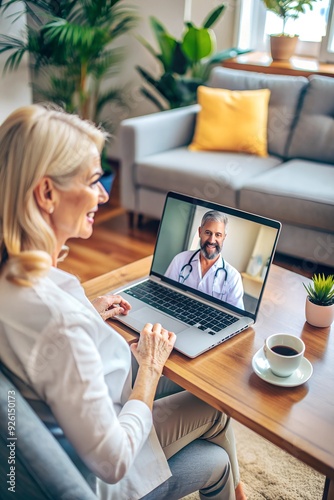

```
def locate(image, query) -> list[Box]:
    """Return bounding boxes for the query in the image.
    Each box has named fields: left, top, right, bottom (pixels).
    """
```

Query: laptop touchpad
left=131, top=307, right=185, bottom=333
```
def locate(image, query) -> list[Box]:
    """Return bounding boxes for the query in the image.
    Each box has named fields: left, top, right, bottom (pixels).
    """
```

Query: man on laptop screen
left=114, top=192, right=281, bottom=358
left=165, top=210, right=244, bottom=309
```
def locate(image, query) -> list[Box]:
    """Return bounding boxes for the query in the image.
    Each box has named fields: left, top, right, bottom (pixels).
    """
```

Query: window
left=320, top=1, right=334, bottom=60
left=236, top=0, right=334, bottom=61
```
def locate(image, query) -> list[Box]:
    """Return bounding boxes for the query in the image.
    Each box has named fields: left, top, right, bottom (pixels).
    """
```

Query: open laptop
left=113, top=191, right=281, bottom=358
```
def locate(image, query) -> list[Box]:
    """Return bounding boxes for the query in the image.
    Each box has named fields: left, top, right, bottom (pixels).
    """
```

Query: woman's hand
left=129, top=323, right=176, bottom=409
left=92, top=294, right=131, bottom=321
left=131, top=323, right=176, bottom=375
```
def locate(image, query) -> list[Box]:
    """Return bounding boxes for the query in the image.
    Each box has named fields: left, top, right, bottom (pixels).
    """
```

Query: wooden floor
left=58, top=165, right=333, bottom=283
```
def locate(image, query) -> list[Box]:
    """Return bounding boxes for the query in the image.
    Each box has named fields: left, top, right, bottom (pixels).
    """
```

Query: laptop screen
left=151, top=192, right=281, bottom=321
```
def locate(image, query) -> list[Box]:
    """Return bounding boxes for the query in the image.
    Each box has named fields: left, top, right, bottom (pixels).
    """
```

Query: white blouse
left=165, top=250, right=245, bottom=309
left=0, top=266, right=171, bottom=499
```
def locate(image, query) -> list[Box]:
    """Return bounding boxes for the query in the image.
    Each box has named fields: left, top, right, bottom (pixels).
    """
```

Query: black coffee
left=271, top=345, right=299, bottom=356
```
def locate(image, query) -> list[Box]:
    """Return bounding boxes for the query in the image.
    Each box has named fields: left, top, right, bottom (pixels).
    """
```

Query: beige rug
left=182, top=420, right=325, bottom=500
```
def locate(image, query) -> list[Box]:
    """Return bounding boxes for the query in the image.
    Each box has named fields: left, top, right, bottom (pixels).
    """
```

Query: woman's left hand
left=92, top=294, right=131, bottom=321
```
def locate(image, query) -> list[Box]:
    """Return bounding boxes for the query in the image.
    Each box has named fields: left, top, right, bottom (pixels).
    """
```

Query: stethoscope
left=178, top=249, right=228, bottom=292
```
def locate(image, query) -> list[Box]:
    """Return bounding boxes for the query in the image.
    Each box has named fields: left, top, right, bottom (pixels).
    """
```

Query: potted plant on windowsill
left=261, top=0, right=319, bottom=60
left=303, top=273, right=334, bottom=328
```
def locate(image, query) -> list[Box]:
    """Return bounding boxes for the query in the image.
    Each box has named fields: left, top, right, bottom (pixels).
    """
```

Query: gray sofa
left=120, top=67, right=334, bottom=267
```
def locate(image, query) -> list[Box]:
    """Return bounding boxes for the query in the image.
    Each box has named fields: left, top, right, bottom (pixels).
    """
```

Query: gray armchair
left=1, top=364, right=239, bottom=499
left=0, top=368, right=97, bottom=500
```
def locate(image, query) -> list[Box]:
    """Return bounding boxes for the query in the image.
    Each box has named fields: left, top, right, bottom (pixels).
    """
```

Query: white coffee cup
left=264, top=333, right=305, bottom=377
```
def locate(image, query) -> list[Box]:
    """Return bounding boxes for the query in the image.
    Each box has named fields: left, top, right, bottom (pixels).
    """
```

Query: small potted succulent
left=303, top=273, right=334, bottom=327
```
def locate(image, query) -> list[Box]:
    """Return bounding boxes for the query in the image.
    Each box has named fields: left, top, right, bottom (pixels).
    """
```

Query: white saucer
left=252, top=347, right=313, bottom=387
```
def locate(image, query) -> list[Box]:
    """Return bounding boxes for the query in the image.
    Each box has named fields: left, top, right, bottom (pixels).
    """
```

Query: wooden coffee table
left=83, top=256, right=334, bottom=498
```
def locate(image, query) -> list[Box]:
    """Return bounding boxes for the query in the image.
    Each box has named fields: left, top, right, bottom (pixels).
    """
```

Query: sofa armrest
left=120, top=105, right=199, bottom=213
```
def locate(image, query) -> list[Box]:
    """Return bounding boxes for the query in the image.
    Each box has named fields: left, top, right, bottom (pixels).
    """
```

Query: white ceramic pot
left=305, top=297, right=334, bottom=328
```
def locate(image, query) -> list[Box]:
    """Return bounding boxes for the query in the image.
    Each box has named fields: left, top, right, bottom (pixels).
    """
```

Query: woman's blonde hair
left=0, top=104, right=106, bottom=286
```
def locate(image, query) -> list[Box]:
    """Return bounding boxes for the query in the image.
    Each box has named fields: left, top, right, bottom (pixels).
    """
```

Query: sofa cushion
left=135, top=147, right=282, bottom=207
left=287, top=75, right=334, bottom=164
left=189, top=86, right=270, bottom=157
left=239, top=160, right=334, bottom=232
left=208, top=67, right=308, bottom=158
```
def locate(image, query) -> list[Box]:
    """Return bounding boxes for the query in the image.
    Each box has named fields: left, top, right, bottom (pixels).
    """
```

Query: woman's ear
left=34, top=177, right=56, bottom=214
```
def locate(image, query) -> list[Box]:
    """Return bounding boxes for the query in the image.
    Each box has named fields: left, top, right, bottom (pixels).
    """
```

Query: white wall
left=0, top=3, right=32, bottom=124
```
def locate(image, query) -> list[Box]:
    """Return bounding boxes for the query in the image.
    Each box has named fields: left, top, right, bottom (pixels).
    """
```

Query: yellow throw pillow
left=189, top=86, right=271, bottom=157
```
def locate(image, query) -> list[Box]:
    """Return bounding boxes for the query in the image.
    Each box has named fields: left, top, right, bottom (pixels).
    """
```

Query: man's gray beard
left=200, top=242, right=221, bottom=260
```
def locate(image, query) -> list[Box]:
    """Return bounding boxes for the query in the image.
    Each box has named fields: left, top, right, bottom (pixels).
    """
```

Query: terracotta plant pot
left=270, top=35, right=299, bottom=61
left=305, top=297, right=334, bottom=328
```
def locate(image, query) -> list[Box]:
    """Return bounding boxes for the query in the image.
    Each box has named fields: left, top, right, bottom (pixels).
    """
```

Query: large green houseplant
left=0, top=0, right=137, bottom=175
left=136, top=3, right=248, bottom=110
left=261, top=0, right=319, bottom=60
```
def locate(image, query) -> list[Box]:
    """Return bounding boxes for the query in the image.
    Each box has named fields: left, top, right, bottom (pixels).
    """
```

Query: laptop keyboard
left=124, top=280, right=239, bottom=335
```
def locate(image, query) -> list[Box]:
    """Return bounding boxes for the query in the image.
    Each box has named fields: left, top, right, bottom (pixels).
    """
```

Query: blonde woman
left=0, top=105, right=246, bottom=500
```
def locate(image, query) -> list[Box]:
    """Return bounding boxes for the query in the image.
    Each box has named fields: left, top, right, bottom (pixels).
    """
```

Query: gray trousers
left=140, top=375, right=239, bottom=500
left=54, top=366, right=239, bottom=500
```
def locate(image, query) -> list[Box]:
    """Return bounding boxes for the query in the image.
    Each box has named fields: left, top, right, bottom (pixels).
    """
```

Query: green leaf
left=150, top=17, right=177, bottom=72
left=136, top=65, right=159, bottom=89
left=202, top=4, right=226, bottom=29
left=261, top=0, right=318, bottom=22
left=303, top=273, right=334, bottom=306
left=170, top=42, right=188, bottom=75
left=182, top=27, right=215, bottom=63
left=136, top=34, right=158, bottom=59
left=90, top=47, right=123, bottom=74
left=3, top=48, right=25, bottom=72
left=140, top=87, right=167, bottom=111
left=149, top=17, right=169, bottom=44
left=96, top=87, right=124, bottom=118
left=0, top=35, right=28, bottom=73
left=197, top=47, right=251, bottom=81
left=156, top=73, right=201, bottom=108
